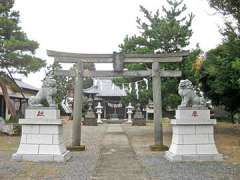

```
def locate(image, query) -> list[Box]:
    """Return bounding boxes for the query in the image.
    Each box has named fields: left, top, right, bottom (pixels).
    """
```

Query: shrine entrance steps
left=90, top=124, right=148, bottom=180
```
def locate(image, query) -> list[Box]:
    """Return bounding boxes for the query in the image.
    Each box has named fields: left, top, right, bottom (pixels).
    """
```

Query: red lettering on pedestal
left=37, top=111, right=44, bottom=117
left=192, top=111, right=198, bottom=118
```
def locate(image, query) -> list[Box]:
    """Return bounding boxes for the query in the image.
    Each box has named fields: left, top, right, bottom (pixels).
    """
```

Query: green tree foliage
left=115, top=0, right=195, bottom=111
left=0, top=0, right=45, bottom=118
left=208, top=0, right=240, bottom=40
left=203, top=0, right=240, bottom=122
left=208, top=0, right=240, bottom=24
left=202, top=38, right=240, bottom=122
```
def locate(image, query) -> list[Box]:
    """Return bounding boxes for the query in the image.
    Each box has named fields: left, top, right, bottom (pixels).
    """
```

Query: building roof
left=15, top=78, right=39, bottom=91
left=84, top=78, right=126, bottom=97
left=0, top=79, right=38, bottom=99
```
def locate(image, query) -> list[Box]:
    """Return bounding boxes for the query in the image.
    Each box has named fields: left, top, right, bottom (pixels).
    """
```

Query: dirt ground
left=122, top=121, right=240, bottom=164
left=215, top=123, right=240, bottom=164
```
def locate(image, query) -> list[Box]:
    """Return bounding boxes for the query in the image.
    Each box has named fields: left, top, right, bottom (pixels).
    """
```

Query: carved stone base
left=105, top=119, right=126, bottom=124
left=165, top=151, right=223, bottom=161
left=110, top=113, right=119, bottom=119
left=12, top=151, right=71, bottom=162
left=83, top=112, right=97, bottom=126
left=132, top=119, right=146, bottom=126
left=132, top=112, right=146, bottom=126
left=150, top=144, right=169, bottom=151
left=83, top=118, right=97, bottom=126
left=67, top=145, right=86, bottom=151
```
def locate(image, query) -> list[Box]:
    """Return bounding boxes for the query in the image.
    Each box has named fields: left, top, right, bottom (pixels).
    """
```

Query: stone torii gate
left=47, top=50, right=188, bottom=150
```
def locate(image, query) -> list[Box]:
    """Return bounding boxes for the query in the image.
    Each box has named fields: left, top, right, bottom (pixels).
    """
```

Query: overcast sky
left=14, top=0, right=225, bottom=88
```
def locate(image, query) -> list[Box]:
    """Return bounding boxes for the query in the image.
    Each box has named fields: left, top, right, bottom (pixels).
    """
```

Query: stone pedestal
left=126, top=103, right=134, bottom=124
left=97, top=113, right=103, bottom=124
left=110, top=113, right=119, bottom=121
left=127, top=112, right=133, bottom=123
left=105, top=113, right=126, bottom=124
left=83, top=97, right=97, bottom=126
left=132, top=112, right=146, bottom=126
left=165, top=108, right=223, bottom=161
left=12, top=108, right=71, bottom=162
left=83, top=111, right=97, bottom=126
left=132, top=103, right=146, bottom=126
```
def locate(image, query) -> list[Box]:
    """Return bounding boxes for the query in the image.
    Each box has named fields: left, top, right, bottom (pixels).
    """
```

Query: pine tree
left=115, top=0, right=194, bottom=111
left=0, top=0, right=46, bottom=119
left=120, top=0, right=193, bottom=53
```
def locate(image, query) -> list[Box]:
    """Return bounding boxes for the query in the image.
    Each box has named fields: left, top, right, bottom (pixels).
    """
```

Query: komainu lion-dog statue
left=28, top=76, right=57, bottom=107
left=178, top=79, right=206, bottom=108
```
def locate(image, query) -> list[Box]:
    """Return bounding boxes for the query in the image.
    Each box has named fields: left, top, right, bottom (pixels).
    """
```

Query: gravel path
left=122, top=124, right=240, bottom=180
left=1, top=122, right=240, bottom=180
left=0, top=122, right=106, bottom=180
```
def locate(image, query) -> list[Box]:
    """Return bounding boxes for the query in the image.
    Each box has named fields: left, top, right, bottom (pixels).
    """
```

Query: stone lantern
left=83, top=97, right=97, bottom=126
left=96, top=102, right=103, bottom=124
left=126, top=103, right=134, bottom=123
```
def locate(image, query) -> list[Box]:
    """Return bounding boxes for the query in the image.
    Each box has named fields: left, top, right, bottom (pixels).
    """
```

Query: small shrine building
left=83, top=78, right=127, bottom=119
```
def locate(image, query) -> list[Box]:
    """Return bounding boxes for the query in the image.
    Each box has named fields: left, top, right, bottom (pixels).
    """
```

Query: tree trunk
left=230, top=111, right=235, bottom=124
left=0, top=80, right=17, bottom=118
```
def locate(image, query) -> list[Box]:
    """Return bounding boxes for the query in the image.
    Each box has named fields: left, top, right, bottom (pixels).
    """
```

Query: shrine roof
left=83, top=78, right=127, bottom=97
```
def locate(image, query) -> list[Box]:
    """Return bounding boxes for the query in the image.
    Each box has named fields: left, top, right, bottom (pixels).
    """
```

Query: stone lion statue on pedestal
left=28, top=76, right=57, bottom=107
left=178, top=79, right=206, bottom=108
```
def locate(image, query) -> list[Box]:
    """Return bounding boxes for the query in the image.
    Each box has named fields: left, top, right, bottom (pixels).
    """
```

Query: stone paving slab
left=90, top=124, right=149, bottom=180
left=106, top=125, right=123, bottom=133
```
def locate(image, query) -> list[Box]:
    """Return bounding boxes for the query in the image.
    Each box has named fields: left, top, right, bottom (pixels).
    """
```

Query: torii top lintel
left=47, top=50, right=189, bottom=64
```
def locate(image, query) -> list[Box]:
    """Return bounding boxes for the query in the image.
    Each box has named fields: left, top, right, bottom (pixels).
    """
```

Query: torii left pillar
left=69, top=62, right=85, bottom=151
left=150, top=62, right=168, bottom=151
